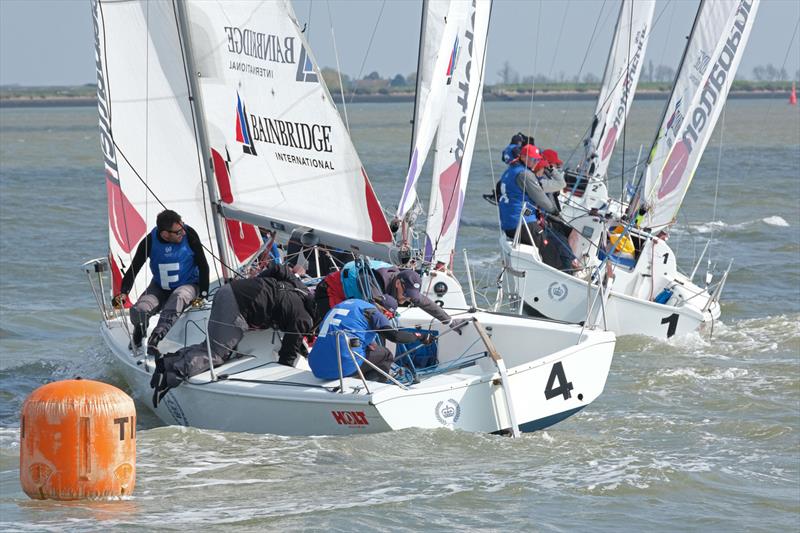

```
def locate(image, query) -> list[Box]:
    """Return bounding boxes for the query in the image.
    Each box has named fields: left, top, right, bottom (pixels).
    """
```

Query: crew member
left=149, top=262, right=314, bottom=406
left=309, top=297, right=432, bottom=381
left=113, top=209, right=209, bottom=355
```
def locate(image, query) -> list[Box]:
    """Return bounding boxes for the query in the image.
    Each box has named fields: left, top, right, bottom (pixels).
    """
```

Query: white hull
left=102, top=305, right=615, bottom=436
left=501, top=237, right=721, bottom=340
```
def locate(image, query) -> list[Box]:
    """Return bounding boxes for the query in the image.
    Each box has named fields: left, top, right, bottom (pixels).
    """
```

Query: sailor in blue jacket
left=309, top=297, right=431, bottom=381
left=113, top=209, right=209, bottom=355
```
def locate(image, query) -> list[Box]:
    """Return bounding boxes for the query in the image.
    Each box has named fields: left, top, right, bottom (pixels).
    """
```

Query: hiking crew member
left=313, top=261, right=468, bottom=333
left=498, top=144, right=575, bottom=270
left=113, top=209, right=209, bottom=354
left=149, top=262, right=314, bottom=405
left=309, top=298, right=431, bottom=381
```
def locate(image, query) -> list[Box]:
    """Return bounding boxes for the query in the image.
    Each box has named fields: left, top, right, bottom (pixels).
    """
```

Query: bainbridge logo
left=296, top=46, right=318, bottom=83
left=234, top=93, right=257, bottom=155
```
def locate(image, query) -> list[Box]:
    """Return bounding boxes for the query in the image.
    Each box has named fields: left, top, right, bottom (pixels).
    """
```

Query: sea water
left=0, top=99, right=798, bottom=530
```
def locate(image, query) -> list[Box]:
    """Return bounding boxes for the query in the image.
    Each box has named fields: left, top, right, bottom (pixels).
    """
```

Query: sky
left=0, top=0, right=798, bottom=87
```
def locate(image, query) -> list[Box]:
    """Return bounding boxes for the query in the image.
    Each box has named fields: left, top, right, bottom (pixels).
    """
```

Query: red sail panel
left=361, top=168, right=393, bottom=244
left=211, top=149, right=262, bottom=262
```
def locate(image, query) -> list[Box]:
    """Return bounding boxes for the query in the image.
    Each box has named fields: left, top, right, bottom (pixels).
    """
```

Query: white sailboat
left=84, top=0, right=615, bottom=436
left=500, top=0, right=757, bottom=340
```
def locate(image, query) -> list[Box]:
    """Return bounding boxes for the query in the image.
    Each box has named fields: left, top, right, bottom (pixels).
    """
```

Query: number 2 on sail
left=544, top=362, right=573, bottom=400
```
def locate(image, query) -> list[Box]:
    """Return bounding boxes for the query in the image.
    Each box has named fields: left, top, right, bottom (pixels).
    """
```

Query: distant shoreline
left=0, top=90, right=792, bottom=108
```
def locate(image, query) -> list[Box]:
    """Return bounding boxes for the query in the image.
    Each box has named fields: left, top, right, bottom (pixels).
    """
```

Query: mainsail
left=583, top=0, right=655, bottom=180
left=92, top=0, right=222, bottom=300
left=396, top=0, right=467, bottom=225
left=641, top=0, right=760, bottom=229
left=424, top=0, right=491, bottom=266
left=183, top=0, right=393, bottom=257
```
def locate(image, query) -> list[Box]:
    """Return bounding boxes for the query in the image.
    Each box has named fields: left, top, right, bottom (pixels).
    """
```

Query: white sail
left=642, top=0, right=759, bottom=229
left=92, top=0, right=221, bottom=300
left=583, top=0, right=655, bottom=179
left=184, top=0, right=393, bottom=253
left=424, top=0, right=490, bottom=266
left=396, top=0, right=466, bottom=223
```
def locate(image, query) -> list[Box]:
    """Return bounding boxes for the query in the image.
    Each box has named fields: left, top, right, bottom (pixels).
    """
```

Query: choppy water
left=0, top=99, right=798, bottom=530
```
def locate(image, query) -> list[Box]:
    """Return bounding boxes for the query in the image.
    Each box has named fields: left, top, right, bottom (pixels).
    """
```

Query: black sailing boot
left=147, top=329, right=166, bottom=357
left=129, top=323, right=146, bottom=353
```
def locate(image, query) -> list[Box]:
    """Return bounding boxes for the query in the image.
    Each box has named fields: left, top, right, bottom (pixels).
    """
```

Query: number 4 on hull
left=544, top=362, right=573, bottom=401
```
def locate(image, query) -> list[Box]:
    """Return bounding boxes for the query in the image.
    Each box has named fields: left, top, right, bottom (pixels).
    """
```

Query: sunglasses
left=165, top=227, right=185, bottom=235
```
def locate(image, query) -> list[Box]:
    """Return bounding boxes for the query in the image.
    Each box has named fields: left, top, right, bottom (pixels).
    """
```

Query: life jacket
left=608, top=226, right=635, bottom=257
left=340, top=260, right=392, bottom=300
left=308, top=299, right=379, bottom=380
left=322, top=270, right=346, bottom=309
left=149, top=227, right=199, bottom=290
left=498, top=163, right=540, bottom=232
left=501, top=143, right=520, bottom=164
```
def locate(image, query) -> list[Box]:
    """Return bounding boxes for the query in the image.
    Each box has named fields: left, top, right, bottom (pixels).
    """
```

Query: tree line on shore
left=318, top=62, right=798, bottom=95
left=1, top=63, right=796, bottom=100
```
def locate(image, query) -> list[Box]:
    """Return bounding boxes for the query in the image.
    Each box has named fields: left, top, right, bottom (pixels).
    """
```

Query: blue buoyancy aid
left=149, top=227, right=199, bottom=290
left=340, top=260, right=392, bottom=300
left=498, top=163, right=540, bottom=231
left=308, top=299, right=382, bottom=379
left=501, top=143, right=521, bottom=164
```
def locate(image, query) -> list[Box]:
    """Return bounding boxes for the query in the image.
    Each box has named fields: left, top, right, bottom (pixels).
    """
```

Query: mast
left=173, top=0, right=233, bottom=279
left=590, top=0, right=624, bottom=145
left=409, top=0, right=429, bottom=166
left=638, top=0, right=705, bottom=187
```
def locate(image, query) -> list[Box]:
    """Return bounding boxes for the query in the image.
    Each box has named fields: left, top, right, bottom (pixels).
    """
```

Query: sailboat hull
left=501, top=238, right=721, bottom=340
left=101, top=307, right=614, bottom=436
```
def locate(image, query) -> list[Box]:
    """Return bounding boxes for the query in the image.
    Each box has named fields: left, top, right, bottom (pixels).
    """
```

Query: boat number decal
left=435, top=399, right=461, bottom=426
left=548, top=282, right=568, bottom=302
left=331, top=411, right=369, bottom=426
left=544, top=362, right=573, bottom=401
left=662, top=252, right=669, bottom=265
left=163, top=393, right=189, bottom=427
left=591, top=183, right=600, bottom=192
left=661, top=313, right=679, bottom=338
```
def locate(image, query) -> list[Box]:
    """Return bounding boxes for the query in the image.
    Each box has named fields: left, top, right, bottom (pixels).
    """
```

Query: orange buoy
left=19, top=379, right=136, bottom=500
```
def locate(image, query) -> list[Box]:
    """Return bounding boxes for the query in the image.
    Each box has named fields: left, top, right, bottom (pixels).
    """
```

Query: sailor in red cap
left=497, top=145, right=577, bottom=271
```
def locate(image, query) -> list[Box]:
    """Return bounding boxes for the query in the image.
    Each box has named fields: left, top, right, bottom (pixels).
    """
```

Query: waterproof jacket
left=120, top=225, right=209, bottom=295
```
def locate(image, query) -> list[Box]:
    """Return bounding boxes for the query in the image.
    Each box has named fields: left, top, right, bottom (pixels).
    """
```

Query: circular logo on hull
left=435, top=399, right=461, bottom=426
left=548, top=282, right=568, bottom=301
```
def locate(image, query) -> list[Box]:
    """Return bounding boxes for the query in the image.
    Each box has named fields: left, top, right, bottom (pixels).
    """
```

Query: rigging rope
left=347, top=0, right=387, bottom=106
left=526, top=0, right=542, bottom=139
left=708, top=105, right=726, bottom=271
left=326, top=1, right=350, bottom=133
left=545, top=0, right=571, bottom=82
left=561, top=0, right=673, bottom=170
left=554, top=0, right=610, bottom=153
